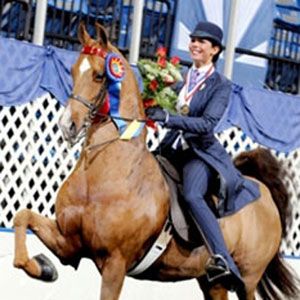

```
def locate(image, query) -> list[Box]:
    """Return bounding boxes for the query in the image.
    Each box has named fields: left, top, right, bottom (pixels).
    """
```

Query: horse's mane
left=234, top=148, right=291, bottom=238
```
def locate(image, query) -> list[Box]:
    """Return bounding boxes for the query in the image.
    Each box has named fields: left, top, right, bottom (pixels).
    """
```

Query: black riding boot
left=205, top=254, right=245, bottom=293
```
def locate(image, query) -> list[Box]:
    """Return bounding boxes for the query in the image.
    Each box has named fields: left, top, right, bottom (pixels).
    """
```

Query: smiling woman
left=145, top=21, right=254, bottom=291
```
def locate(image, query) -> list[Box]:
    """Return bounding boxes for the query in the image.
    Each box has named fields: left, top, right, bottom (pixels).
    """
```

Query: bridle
left=66, top=45, right=147, bottom=146
left=69, top=83, right=107, bottom=120
left=70, top=45, right=109, bottom=122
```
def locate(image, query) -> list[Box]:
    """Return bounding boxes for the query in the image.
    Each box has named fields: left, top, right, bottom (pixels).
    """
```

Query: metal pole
left=129, top=0, right=144, bottom=65
left=33, top=0, right=48, bottom=45
left=223, top=0, right=239, bottom=79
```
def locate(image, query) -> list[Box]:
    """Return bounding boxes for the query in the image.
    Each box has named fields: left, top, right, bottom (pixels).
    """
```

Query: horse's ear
left=78, top=22, right=91, bottom=45
left=95, top=23, right=108, bottom=47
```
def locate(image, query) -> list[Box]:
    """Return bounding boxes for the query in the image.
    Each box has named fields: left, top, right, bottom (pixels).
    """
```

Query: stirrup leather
left=205, top=254, right=231, bottom=282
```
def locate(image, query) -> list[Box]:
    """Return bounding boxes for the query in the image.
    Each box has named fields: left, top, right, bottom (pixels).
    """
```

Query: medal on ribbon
left=180, top=104, right=190, bottom=115
left=178, top=65, right=214, bottom=116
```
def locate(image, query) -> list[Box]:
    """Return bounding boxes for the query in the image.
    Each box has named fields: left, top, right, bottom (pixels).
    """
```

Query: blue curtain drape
left=215, top=84, right=300, bottom=153
left=0, top=37, right=78, bottom=106
left=1, top=37, right=300, bottom=153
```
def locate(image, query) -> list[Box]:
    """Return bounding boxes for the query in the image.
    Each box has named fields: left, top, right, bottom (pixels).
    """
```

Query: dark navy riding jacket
left=162, top=71, right=260, bottom=215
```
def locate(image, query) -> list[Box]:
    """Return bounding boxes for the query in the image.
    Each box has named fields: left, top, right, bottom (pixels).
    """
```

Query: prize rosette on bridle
left=106, top=53, right=125, bottom=83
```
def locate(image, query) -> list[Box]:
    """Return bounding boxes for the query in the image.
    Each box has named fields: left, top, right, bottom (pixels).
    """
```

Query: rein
left=95, top=111, right=146, bottom=124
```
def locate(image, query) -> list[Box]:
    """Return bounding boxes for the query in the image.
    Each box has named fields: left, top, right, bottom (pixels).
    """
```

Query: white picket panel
left=0, top=93, right=299, bottom=256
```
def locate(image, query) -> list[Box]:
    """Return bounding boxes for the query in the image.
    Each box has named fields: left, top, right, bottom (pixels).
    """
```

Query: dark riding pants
left=182, top=157, right=240, bottom=277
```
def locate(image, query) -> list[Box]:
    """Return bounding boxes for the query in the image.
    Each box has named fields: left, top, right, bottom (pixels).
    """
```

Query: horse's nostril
left=70, top=122, right=77, bottom=136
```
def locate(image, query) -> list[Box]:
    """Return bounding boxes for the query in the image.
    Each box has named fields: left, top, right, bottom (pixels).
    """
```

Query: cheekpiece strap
left=81, top=46, right=107, bottom=59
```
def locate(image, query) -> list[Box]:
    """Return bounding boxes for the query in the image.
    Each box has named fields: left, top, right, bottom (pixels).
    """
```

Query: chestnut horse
left=13, top=23, right=299, bottom=300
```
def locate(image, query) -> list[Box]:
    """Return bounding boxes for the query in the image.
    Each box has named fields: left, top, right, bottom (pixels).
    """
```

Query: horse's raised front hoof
left=33, top=253, right=58, bottom=282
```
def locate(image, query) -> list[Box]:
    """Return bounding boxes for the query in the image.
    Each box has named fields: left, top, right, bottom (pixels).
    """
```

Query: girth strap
left=127, top=218, right=173, bottom=276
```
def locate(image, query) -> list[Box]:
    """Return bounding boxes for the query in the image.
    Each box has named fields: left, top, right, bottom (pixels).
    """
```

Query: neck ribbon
left=105, top=53, right=127, bottom=134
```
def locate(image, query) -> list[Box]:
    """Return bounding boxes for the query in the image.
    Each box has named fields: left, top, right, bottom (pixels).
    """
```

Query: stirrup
left=205, top=254, right=231, bottom=282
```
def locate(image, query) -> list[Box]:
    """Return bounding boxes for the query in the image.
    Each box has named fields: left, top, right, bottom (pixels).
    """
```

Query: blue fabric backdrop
left=215, top=84, right=300, bottom=153
left=0, top=37, right=142, bottom=106
left=1, top=37, right=300, bottom=153
left=0, top=37, right=78, bottom=106
left=170, top=0, right=275, bottom=87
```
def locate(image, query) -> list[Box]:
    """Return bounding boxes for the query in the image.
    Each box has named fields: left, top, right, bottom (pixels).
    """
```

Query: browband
left=81, top=46, right=107, bottom=58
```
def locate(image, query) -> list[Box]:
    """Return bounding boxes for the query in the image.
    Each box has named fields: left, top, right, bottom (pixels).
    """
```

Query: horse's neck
left=119, top=62, right=145, bottom=120
left=87, top=121, right=118, bottom=146
left=86, top=120, right=146, bottom=157
left=82, top=121, right=146, bottom=173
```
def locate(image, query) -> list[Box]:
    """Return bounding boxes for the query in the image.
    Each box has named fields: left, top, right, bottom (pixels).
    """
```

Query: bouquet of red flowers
left=137, top=47, right=183, bottom=113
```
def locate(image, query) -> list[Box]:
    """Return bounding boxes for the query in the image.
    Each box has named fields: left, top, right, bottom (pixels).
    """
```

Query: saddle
left=156, top=155, right=226, bottom=247
left=127, top=155, right=228, bottom=276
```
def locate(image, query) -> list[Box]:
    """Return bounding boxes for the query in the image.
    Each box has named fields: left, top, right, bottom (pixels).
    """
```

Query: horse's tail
left=234, top=148, right=300, bottom=299
left=234, top=147, right=290, bottom=237
left=257, top=252, right=300, bottom=300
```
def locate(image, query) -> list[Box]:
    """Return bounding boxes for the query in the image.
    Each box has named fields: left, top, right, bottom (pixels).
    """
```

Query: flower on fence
left=137, top=47, right=183, bottom=113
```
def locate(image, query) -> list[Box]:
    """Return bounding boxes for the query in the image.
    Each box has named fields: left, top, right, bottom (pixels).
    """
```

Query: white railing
left=0, top=94, right=299, bottom=256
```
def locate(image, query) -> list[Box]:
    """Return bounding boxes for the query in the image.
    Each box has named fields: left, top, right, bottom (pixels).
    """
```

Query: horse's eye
left=94, top=71, right=105, bottom=82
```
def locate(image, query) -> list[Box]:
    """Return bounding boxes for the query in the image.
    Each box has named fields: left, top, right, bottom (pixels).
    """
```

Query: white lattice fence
left=0, top=94, right=299, bottom=256
left=0, top=94, right=83, bottom=226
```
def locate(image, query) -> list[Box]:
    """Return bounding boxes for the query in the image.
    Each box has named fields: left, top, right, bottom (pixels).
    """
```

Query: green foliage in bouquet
left=137, top=47, right=183, bottom=113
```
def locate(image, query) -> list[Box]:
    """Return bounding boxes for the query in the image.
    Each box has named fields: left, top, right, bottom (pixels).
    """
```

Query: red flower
left=148, top=79, right=159, bottom=91
left=157, top=57, right=167, bottom=68
left=143, top=98, right=156, bottom=108
left=156, top=46, right=167, bottom=58
left=170, top=56, right=180, bottom=66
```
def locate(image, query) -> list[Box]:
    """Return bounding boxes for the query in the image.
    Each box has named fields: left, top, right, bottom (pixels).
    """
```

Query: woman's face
left=188, top=37, right=220, bottom=67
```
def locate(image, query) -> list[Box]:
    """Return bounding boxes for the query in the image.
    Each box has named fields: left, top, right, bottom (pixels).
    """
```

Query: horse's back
left=221, top=178, right=281, bottom=276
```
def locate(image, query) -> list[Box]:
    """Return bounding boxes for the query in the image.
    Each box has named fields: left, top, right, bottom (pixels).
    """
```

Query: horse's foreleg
left=98, top=251, right=126, bottom=300
left=13, top=209, right=80, bottom=281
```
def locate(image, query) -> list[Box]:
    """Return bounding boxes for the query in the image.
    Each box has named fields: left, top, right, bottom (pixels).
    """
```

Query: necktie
left=189, top=69, right=199, bottom=91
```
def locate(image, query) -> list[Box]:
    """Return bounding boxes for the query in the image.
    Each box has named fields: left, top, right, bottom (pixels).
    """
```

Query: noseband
left=70, top=80, right=107, bottom=120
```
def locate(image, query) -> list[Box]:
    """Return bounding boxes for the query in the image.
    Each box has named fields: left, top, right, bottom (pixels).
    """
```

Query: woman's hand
left=145, top=106, right=169, bottom=124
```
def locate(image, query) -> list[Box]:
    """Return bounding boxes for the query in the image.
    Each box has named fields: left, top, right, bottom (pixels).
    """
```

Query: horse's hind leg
left=13, top=209, right=80, bottom=281
left=197, top=277, right=229, bottom=300
left=197, top=276, right=252, bottom=300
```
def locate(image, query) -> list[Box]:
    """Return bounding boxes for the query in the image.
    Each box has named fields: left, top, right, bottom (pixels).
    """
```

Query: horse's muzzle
left=59, top=110, right=88, bottom=146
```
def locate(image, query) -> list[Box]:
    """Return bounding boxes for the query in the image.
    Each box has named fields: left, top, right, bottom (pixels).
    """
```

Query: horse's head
left=59, top=23, right=114, bottom=145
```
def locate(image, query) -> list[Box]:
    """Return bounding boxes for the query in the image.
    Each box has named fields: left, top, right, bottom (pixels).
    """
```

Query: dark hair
left=210, top=39, right=222, bottom=63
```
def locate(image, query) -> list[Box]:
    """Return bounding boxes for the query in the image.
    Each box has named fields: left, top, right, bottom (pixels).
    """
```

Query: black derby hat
left=190, top=21, right=224, bottom=49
